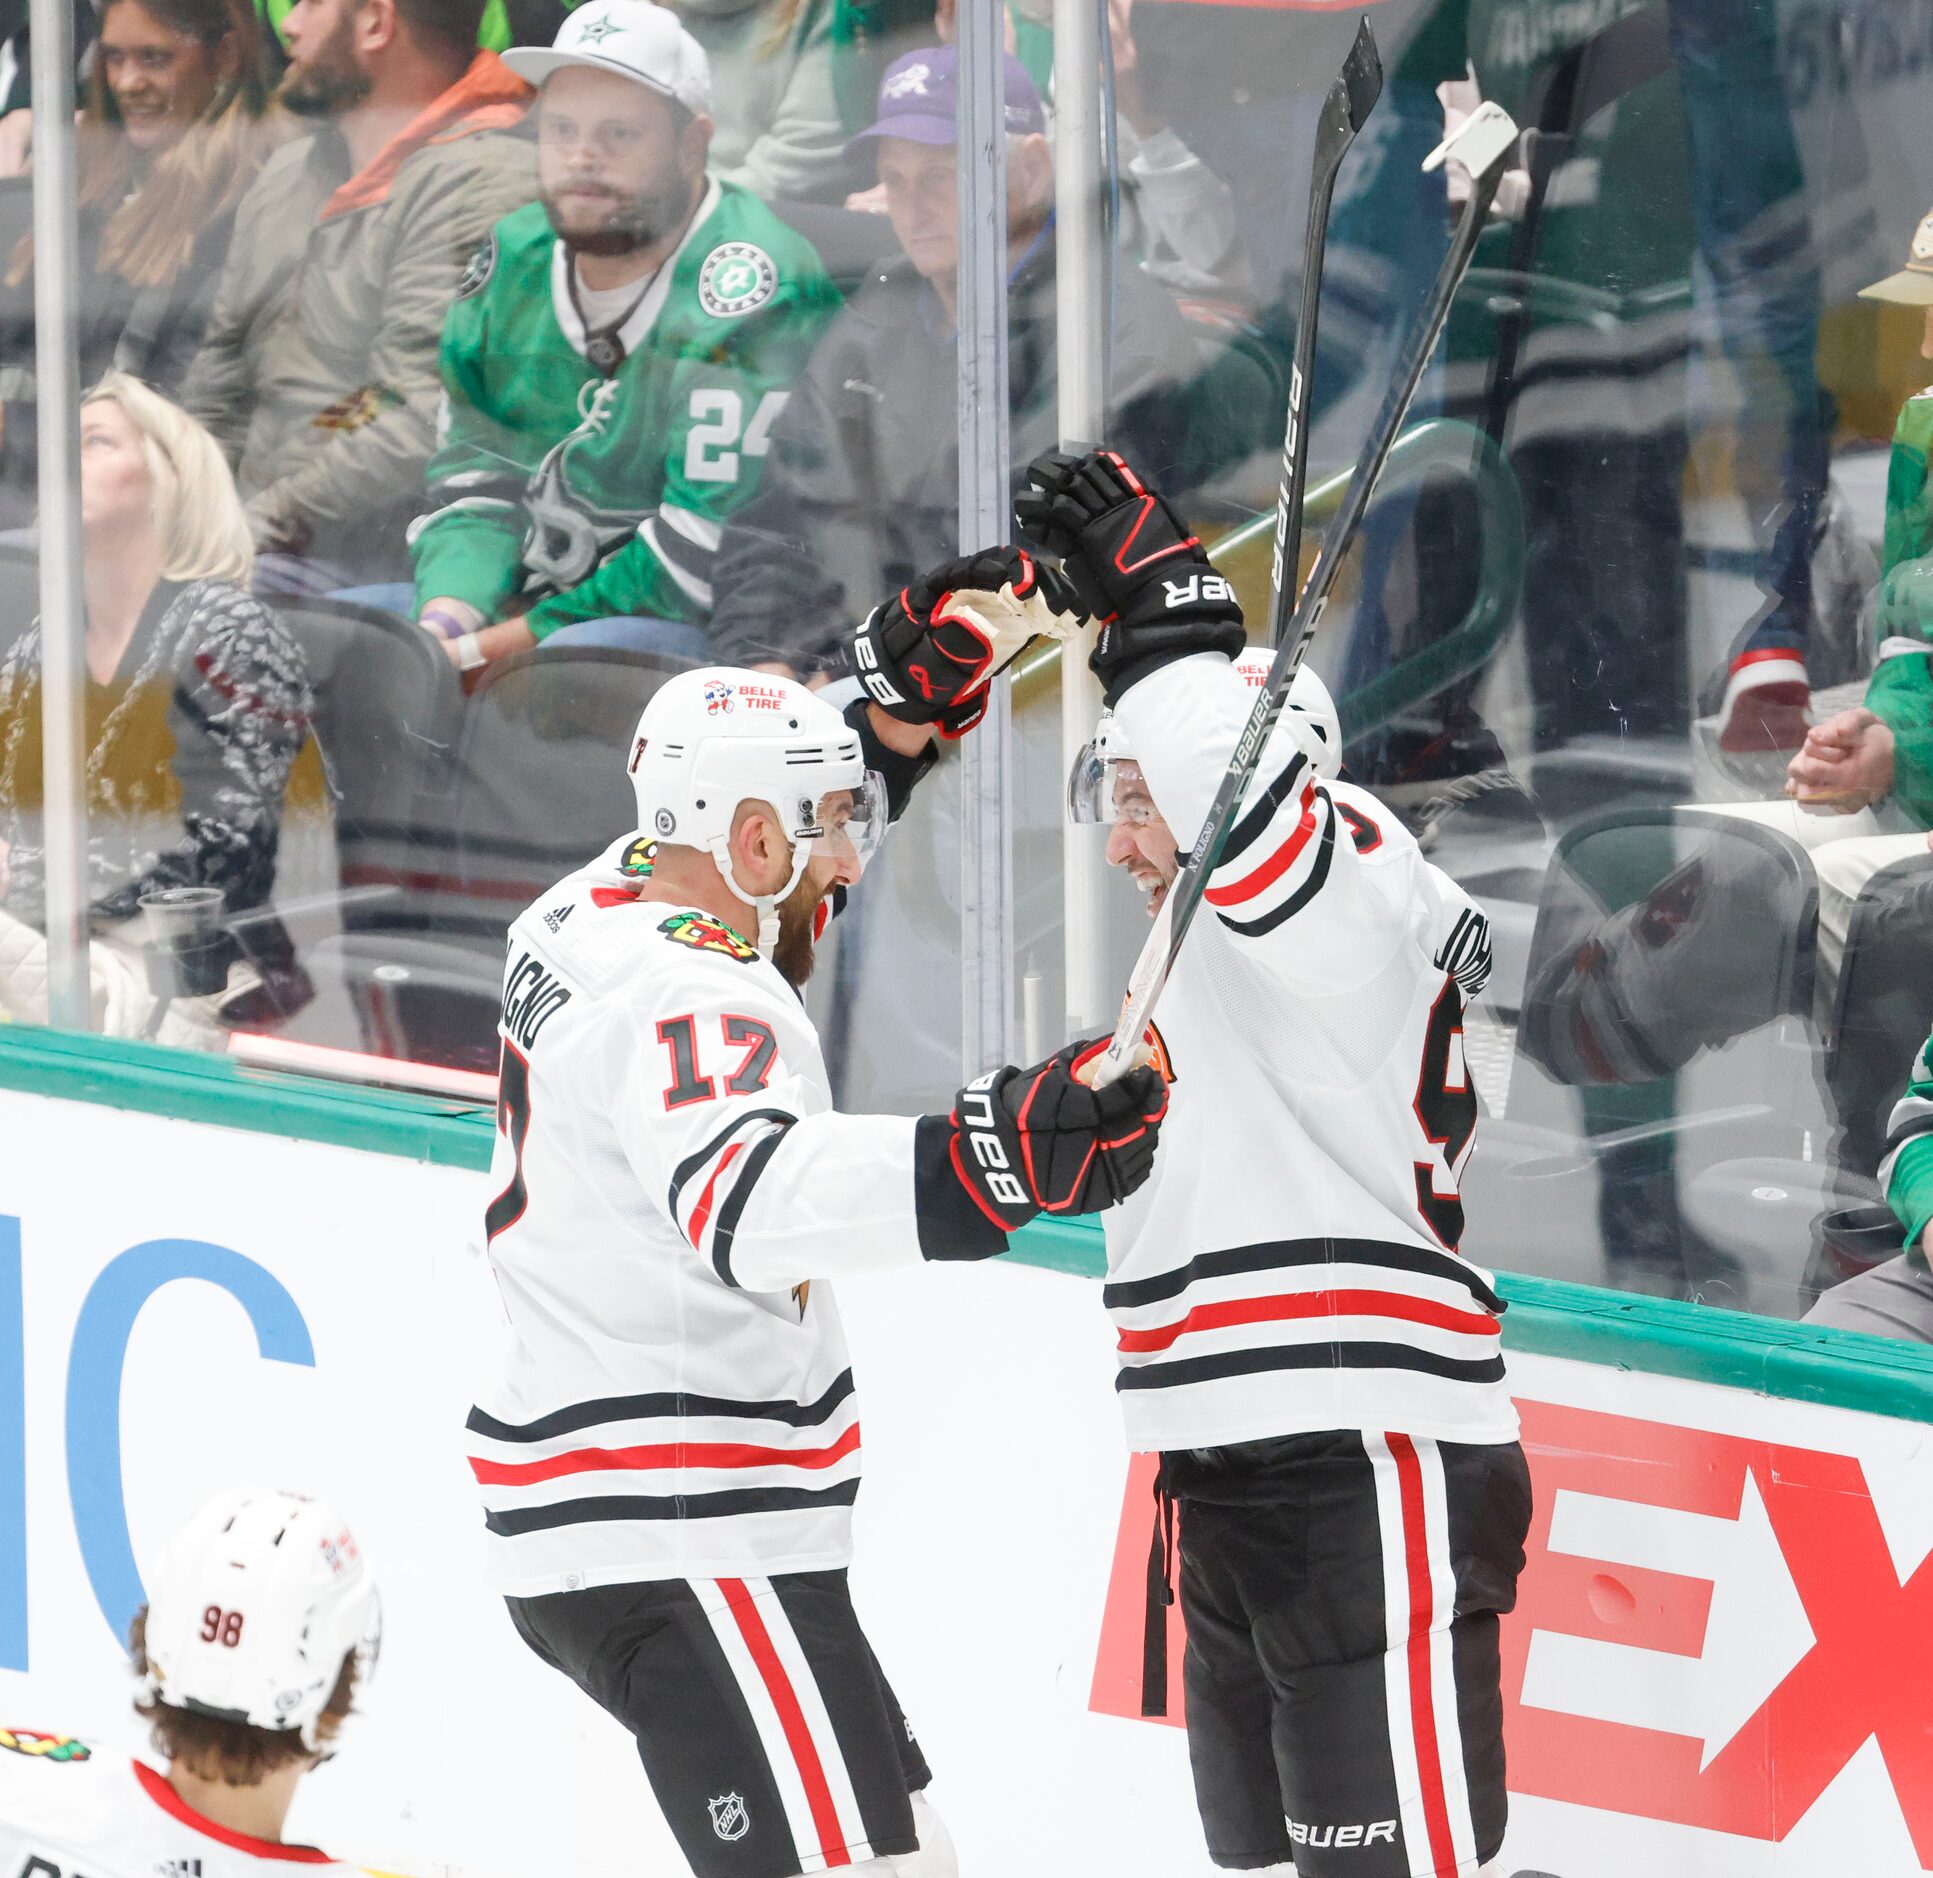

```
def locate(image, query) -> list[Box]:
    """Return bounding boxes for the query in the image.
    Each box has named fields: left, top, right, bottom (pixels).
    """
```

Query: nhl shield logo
left=708, top=1792, right=750, bottom=1842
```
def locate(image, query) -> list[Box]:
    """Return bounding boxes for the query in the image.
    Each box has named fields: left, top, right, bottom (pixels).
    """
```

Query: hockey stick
left=1267, top=15, right=1383, bottom=652
left=1088, top=100, right=1522, bottom=1090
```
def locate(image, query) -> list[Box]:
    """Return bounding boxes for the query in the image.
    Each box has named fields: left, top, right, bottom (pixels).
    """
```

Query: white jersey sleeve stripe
left=667, top=1108, right=799, bottom=1281
left=706, top=1122, right=794, bottom=1286
left=1204, top=778, right=1324, bottom=908
left=1211, top=802, right=1340, bottom=938
left=1217, top=748, right=1310, bottom=864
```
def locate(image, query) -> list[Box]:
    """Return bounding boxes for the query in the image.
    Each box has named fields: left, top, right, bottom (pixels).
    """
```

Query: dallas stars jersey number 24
left=410, top=179, right=839, bottom=639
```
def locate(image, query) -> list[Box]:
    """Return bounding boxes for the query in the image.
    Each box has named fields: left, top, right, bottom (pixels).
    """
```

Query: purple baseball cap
left=848, top=45, right=1047, bottom=150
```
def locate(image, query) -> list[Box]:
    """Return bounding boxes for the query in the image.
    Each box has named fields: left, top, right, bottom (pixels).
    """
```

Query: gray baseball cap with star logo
left=504, top=0, right=711, bottom=114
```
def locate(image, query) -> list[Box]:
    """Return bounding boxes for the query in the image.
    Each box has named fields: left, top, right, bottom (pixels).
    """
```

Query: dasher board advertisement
left=1, top=1086, right=1928, bottom=1875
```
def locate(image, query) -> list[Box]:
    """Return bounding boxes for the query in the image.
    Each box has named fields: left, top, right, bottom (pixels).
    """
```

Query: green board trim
left=0, top=1026, right=495, bottom=1168
left=2, top=1025, right=1929, bottom=1422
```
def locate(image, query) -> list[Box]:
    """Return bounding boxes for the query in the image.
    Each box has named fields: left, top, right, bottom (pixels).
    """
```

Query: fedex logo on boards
left=1091, top=1392, right=1933, bottom=1866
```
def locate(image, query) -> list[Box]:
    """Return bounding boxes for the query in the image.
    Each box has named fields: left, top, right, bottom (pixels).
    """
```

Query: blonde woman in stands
left=0, top=373, right=312, bottom=1045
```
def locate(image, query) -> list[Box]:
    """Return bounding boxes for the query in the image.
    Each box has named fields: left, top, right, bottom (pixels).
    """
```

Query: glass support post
left=1053, top=0, right=1109, bottom=1032
left=955, top=0, right=1015, bottom=1075
left=30, top=0, right=91, bottom=1028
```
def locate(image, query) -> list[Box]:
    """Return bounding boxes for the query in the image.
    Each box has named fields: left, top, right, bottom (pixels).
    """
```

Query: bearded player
left=1022, top=450, right=1529, bottom=1878
left=0, top=1489, right=381, bottom=1876
left=465, top=549, right=1168, bottom=1878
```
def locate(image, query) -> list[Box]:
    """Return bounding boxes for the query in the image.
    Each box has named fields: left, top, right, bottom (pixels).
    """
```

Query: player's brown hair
left=128, top=1606, right=358, bottom=1786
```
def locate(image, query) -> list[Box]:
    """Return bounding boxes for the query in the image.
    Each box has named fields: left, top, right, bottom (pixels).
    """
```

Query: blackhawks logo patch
left=698, top=242, right=777, bottom=319
left=0, top=1728, right=90, bottom=1762
left=622, top=837, right=657, bottom=877
left=659, top=911, right=757, bottom=962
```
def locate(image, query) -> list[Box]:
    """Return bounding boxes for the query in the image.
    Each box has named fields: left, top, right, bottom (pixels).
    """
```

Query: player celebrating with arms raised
left=466, top=552, right=1167, bottom=1878
left=1021, top=450, right=1528, bottom=1878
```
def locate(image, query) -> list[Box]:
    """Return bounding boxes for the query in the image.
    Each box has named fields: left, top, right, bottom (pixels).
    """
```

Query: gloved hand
left=937, top=1036, right=1169, bottom=1234
left=852, top=546, right=1081, bottom=737
left=1016, top=448, right=1245, bottom=705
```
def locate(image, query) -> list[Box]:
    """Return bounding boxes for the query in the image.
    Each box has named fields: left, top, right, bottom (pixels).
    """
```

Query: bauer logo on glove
left=935, top=1036, right=1170, bottom=1236
left=1017, top=449, right=1246, bottom=707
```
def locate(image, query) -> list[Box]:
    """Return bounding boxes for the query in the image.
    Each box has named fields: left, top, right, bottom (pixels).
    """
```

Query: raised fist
left=1016, top=449, right=1245, bottom=705
left=852, top=546, right=1079, bottom=737
left=940, top=1036, right=1169, bottom=1234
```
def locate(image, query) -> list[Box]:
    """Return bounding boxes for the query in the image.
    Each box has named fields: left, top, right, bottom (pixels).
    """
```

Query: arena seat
left=266, top=595, right=465, bottom=935
left=288, top=644, right=695, bottom=1072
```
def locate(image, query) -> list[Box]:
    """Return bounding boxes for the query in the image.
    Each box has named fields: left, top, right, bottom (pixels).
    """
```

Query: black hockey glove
left=914, top=1038, right=1170, bottom=1254
left=1016, top=448, right=1246, bottom=706
left=851, top=547, right=1076, bottom=738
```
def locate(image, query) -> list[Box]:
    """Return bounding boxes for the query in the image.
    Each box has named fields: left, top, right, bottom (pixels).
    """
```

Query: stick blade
left=1339, top=16, right=1383, bottom=131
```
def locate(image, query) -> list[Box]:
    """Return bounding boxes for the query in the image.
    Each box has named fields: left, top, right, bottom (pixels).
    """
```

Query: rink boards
left=0, top=1051, right=1929, bottom=1877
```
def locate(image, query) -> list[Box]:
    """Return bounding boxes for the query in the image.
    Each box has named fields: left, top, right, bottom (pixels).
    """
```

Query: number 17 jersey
left=465, top=836, right=944, bottom=1598
left=1100, top=655, right=1519, bottom=1455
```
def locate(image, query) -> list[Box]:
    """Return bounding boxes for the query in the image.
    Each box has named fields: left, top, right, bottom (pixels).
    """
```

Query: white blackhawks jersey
left=467, top=835, right=936, bottom=1597
left=0, top=1735, right=366, bottom=1878
left=1103, top=654, right=1518, bottom=1454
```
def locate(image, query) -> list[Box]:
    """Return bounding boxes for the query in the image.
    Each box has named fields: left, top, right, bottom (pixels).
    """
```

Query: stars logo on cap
left=576, top=12, right=621, bottom=42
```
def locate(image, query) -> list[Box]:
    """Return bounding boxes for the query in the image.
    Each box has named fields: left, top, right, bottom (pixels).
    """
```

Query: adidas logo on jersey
left=543, top=904, right=574, bottom=933
left=155, top=1860, right=205, bottom=1878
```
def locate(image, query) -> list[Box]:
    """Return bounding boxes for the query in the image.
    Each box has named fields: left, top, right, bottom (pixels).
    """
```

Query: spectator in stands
left=1785, top=211, right=1933, bottom=831
left=1805, top=1024, right=1933, bottom=1341
left=408, top=0, right=836, bottom=674
left=669, top=0, right=847, bottom=202
left=0, top=0, right=287, bottom=502
left=183, top=0, right=535, bottom=593
left=0, top=375, right=312, bottom=1046
left=1698, top=216, right=1933, bottom=1026
left=1098, top=0, right=1245, bottom=296
left=709, top=43, right=1201, bottom=677
left=841, top=1, right=1244, bottom=295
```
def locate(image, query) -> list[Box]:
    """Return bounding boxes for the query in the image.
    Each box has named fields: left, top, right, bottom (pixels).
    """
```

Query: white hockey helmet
left=627, top=667, right=888, bottom=954
left=136, top=1489, right=380, bottom=1754
left=1067, top=649, right=1341, bottom=824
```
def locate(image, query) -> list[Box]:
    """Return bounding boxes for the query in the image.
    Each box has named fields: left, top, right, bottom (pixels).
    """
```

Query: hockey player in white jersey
left=0, top=1488, right=381, bottom=1877
left=467, top=548, right=1169, bottom=1878
left=1020, top=450, right=1530, bottom=1878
